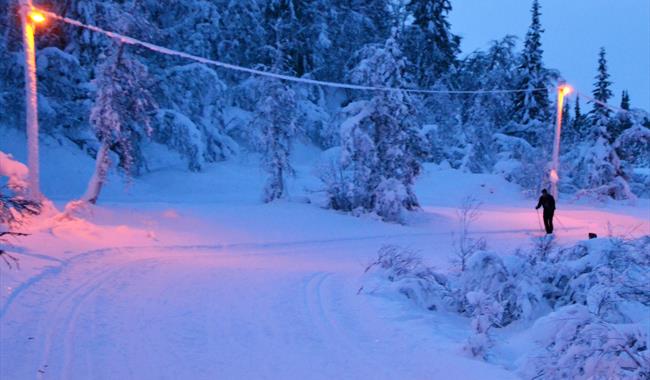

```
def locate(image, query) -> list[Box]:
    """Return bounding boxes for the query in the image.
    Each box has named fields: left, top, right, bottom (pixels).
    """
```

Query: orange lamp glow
left=28, top=10, right=46, bottom=24
left=559, top=85, right=572, bottom=96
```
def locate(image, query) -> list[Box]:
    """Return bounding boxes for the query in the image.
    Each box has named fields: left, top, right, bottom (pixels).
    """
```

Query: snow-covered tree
left=610, top=90, right=634, bottom=142
left=245, top=1, right=302, bottom=202
left=82, top=44, right=156, bottom=204
left=456, top=36, right=520, bottom=173
left=570, top=94, right=588, bottom=142
left=329, top=34, right=422, bottom=222
left=217, top=0, right=266, bottom=76
left=322, top=0, right=392, bottom=80
left=509, top=0, right=551, bottom=145
left=590, top=48, right=613, bottom=120
left=254, top=78, right=298, bottom=202
left=402, top=0, right=460, bottom=87
left=566, top=48, right=633, bottom=200
left=620, top=90, right=630, bottom=111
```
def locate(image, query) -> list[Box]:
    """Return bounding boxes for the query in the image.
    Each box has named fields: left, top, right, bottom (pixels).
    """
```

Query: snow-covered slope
left=1, top=131, right=648, bottom=379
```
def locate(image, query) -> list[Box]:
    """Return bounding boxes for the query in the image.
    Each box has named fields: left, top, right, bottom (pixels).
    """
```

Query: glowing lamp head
left=559, top=85, right=572, bottom=96
left=550, top=169, right=559, bottom=183
left=28, top=10, right=46, bottom=24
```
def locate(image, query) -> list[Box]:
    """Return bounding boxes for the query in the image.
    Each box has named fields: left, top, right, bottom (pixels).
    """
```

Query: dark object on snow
left=588, top=233, right=598, bottom=239
left=536, top=189, right=556, bottom=234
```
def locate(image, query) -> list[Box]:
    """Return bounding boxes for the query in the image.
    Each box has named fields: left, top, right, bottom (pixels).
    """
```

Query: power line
left=40, top=9, right=549, bottom=96
left=575, top=91, right=630, bottom=114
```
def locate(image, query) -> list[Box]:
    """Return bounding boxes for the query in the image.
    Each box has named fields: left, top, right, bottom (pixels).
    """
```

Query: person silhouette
left=535, top=189, right=556, bottom=234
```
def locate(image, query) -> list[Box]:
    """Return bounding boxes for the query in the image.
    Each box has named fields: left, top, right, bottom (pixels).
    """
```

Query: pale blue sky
left=450, top=0, right=650, bottom=111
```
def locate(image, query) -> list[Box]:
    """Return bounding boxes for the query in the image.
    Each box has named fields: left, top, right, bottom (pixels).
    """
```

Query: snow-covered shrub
left=456, top=251, right=545, bottom=327
left=569, top=135, right=634, bottom=201
left=364, top=236, right=650, bottom=377
left=522, top=305, right=649, bottom=380
left=615, top=122, right=650, bottom=168
left=153, top=110, right=206, bottom=171
left=0, top=187, right=41, bottom=228
left=463, top=290, right=502, bottom=359
left=545, top=237, right=650, bottom=319
left=453, top=196, right=486, bottom=271
left=0, top=152, right=41, bottom=227
left=373, top=178, right=409, bottom=223
left=0, top=152, right=29, bottom=194
left=363, top=245, right=452, bottom=312
left=615, top=124, right=650, bottom=197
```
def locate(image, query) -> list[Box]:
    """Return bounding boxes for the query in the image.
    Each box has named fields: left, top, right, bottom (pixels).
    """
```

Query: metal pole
left=20, top=0, right=41, bottom=200
left=550, top=86, right=568, bottom=200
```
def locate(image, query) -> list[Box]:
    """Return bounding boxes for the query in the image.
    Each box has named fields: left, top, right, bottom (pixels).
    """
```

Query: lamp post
left=550, top=84, right=572, bottom=199
left=19, top=1, right=45, bottom=200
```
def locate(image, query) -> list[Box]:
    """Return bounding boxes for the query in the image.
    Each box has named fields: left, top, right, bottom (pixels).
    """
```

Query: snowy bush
left=452, top=196, right=486, bottom=271
left=522, top=305, right=649, bottom=380
left=373, top=178, right=409, bottom=223
left=615, top=122, right=650, bottom=168
left=0, top=152, right=41, bottom=227
left=364, top=235, right=650, bottom=378
left=615, top=124, right=650, bottom=197
left=0, top=151, right=29, bottom=194
left=363, top=245, right=452, bottom=312
left=153, top=110, right=206, bottom=171
left=569, top=135, right=634, bottom=201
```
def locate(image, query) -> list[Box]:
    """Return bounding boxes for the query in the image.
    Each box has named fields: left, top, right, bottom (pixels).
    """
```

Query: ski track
left=1, top=243, right=519, bottom=379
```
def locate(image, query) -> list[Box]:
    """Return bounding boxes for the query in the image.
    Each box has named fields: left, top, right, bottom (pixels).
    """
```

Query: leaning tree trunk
left=81, top=142, right=110, bottom=204
left=80, top=43, right=125, bottom=205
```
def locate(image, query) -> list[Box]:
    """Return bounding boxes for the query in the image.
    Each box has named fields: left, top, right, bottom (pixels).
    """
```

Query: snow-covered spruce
left=324, top=33, right=422, bottom=222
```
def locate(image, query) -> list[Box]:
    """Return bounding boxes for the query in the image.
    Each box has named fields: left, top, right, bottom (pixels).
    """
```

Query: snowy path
left=1, top=243, right=518, bottom=379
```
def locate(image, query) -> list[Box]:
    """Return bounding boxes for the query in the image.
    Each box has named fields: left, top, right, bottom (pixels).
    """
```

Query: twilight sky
left=449, top=0, right=650, bottom=111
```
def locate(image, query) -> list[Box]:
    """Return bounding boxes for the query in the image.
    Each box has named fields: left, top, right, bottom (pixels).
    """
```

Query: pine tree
left=512, top=0, right=550, bottom=126
left=571, top=95, right=588, bottom=141
left=611, top=90, right=633, bottom=141
left=620, top=90, right=630, bottom=110
left=403, top=0, right=461, bottom=87
left=590, top=47, right=613, bottom=122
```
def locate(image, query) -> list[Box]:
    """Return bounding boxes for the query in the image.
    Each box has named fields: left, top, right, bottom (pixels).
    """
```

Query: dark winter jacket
left=536, top=193, right=556, bottom=211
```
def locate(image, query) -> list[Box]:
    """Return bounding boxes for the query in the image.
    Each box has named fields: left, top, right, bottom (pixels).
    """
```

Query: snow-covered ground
left=1, top=131, right=648, bottom=379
